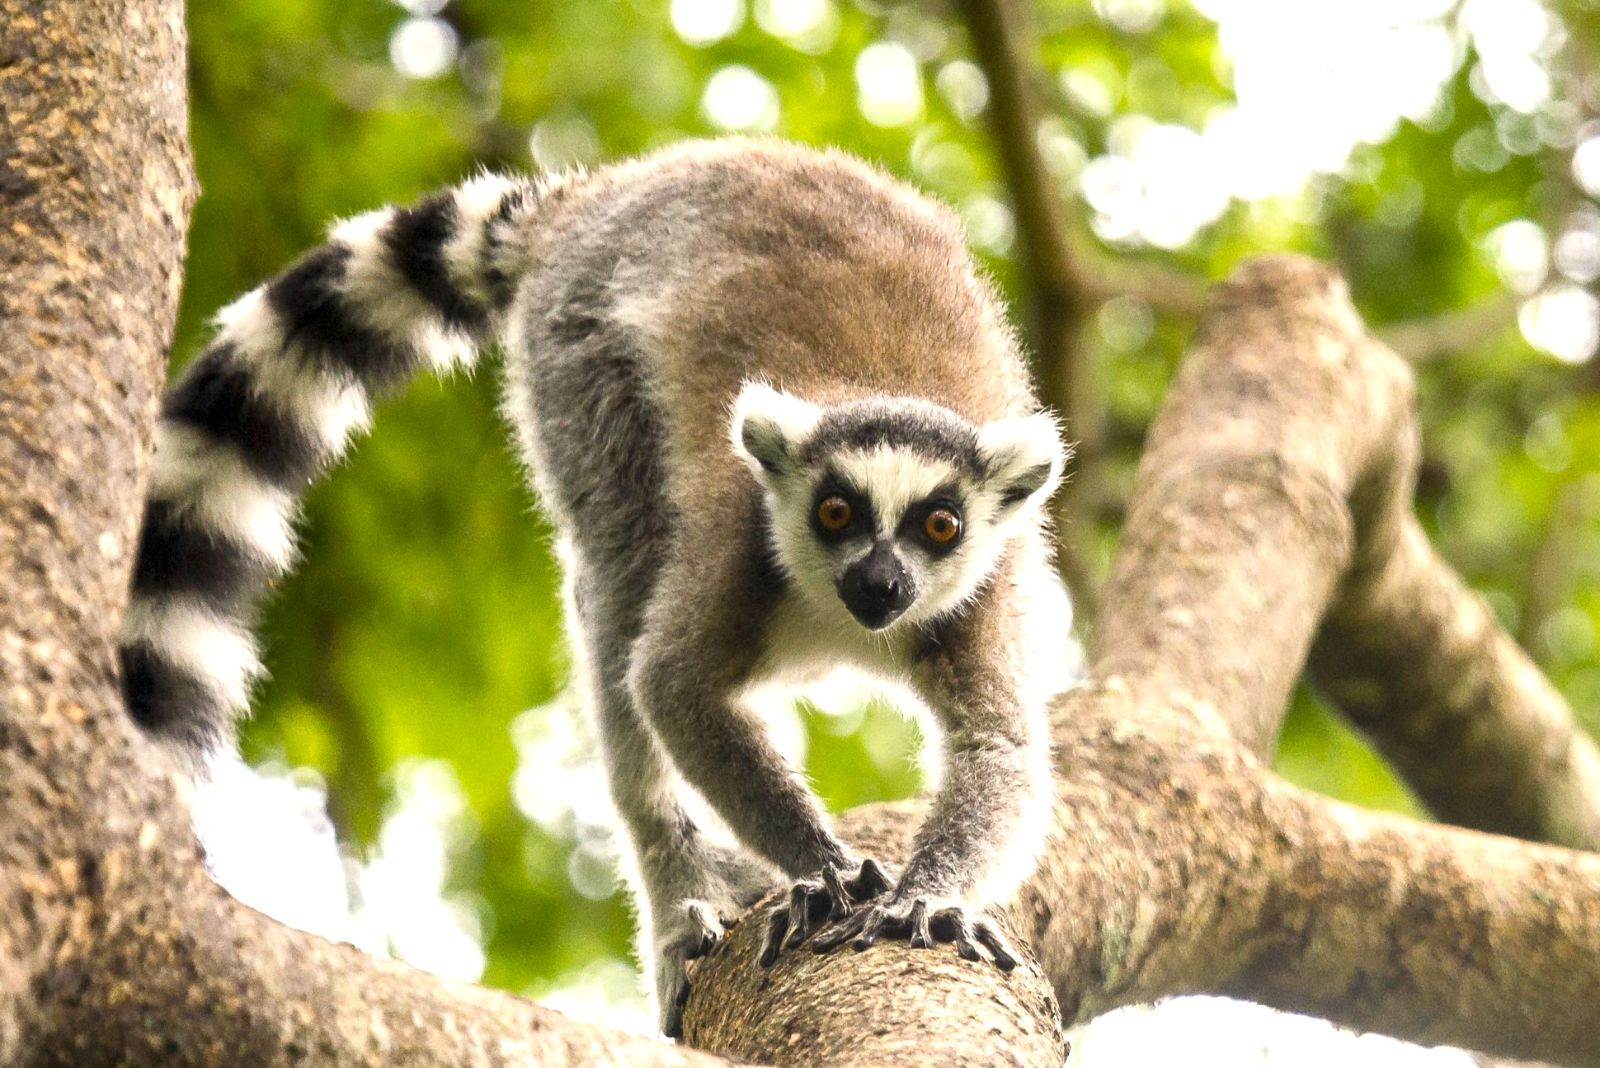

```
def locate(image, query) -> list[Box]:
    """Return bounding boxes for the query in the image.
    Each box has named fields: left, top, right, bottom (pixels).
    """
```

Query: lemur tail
left=121, top=172, right=563, bottom=757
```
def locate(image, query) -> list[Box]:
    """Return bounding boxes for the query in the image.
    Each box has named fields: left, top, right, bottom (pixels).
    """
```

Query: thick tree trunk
left=1, top=0, right=194, bottom=1054
left=4, top=3, right=1600, bottom=1066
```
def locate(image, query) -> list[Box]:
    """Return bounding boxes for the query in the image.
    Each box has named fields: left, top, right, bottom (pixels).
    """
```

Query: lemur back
left=126, top=138, right=1068, bottom=1038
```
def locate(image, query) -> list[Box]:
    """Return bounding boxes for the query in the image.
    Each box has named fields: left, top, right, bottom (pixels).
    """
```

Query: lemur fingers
left=758, top=873, right=834, bottom=965
left=656, top=952, right=693, bottom=1041
left=819, top=864, right=855, bottom=920
left=758, top=857, right=893, bottom=966
left=816, top=901, right=900, bottom=953
left=843, top=856, right=893, bottom=901
left=680, top=901, right=726, bottom=960
left=807, top=895, right=1022, bottom=971
left=967, top=915, right=1019, bottom=971
left=928, top=904, right=1019, bottom=971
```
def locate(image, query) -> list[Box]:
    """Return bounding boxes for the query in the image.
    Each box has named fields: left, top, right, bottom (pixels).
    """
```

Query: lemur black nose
left=863, top=572, right=899, bottom=598
left=840, top=543, right=913, bottom=630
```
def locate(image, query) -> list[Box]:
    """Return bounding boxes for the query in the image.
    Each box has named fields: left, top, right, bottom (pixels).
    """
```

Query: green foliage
left=182, top=0, right=1595, bottom=1003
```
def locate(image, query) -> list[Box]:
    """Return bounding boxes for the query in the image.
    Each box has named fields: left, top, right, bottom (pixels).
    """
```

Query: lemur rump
left=123, top=138, right=1071, bottom=1036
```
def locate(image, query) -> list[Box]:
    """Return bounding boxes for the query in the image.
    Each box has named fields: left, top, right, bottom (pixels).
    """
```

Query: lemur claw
left=810, top=896, right=1020, bottom=971
left=656, top=898, right=737, bottom=1038
left=681, top=901, right=724, bottom=960
left=758, top=857, right=893, bottom=966
left=659, top=959, right=691, bottom=1042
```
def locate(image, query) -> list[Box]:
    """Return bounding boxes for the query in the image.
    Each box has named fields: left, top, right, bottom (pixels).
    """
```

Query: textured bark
left=1028, top=260, right=1600, bottom=1064
left=1, top=0, right=195, bottom=1056
left=1310, top=518, right=1600, bottom=849
left=681, top=806, right=1067, bottom=1066
left=6, top=1, right=1600, bottom=1065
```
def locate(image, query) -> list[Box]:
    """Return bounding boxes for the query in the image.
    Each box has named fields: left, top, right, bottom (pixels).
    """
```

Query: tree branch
left=1031, top=258, right=1600, bottom=1063
left=680, top=804, right=1067, bottom=1065
left=1518, top=477, right=1597, bottom=658
left=954, top=0, right=1102, bottom=619
left=45, top=812, right=733, bottom=1066
left=1311, top=515, right=1600, bottom=850
left=1074, top=242, right=1210, bottom=316
left=1377, top=292, right=1523, bottom=364
left=1238, top=773, right=1600, bottom=1058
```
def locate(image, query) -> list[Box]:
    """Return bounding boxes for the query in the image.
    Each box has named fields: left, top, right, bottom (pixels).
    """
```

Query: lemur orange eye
left=924, top=508, right=961, bottom=544
left=817, top=496, right=852, bottom=531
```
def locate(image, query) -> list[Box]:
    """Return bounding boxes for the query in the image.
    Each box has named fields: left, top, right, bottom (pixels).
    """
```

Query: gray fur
left=504, top=141, right=1069, bottom=1029
left=127, top=138, right=1071, bottom=1036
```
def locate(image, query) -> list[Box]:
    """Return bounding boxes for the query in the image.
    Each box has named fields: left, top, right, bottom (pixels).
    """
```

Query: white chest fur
left=756, top=590, right=922, bottom=688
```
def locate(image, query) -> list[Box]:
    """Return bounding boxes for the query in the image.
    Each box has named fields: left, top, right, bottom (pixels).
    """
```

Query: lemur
left=122, top=138, right=1071, bottom=1037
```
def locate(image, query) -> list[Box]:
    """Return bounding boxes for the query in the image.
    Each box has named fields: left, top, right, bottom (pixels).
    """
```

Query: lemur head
left=731, top=382, right=1066, bottom=632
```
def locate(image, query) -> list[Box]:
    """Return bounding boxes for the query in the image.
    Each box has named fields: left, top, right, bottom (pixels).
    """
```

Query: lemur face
left=731, top=383, right=1065, bottom=632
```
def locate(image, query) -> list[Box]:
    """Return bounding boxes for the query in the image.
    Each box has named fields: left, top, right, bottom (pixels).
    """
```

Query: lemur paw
left=758, top=857, right=893, bottom=967
left=655, top=899, right=740, bottom=1039
left=809, top=895, right=1020, bottom=971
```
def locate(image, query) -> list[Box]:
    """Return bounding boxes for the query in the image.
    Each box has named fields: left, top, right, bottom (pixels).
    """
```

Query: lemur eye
left=817, top=496, right=852, bottom=531
left=924, top=508, right=961, bottom=544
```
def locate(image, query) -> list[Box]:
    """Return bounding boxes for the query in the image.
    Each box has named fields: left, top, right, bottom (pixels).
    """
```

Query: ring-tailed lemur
left=122, top=138, right=1072, bottom=1037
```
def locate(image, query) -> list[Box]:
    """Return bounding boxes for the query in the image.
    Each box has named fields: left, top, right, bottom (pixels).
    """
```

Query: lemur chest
left=754, top=592, right=922, bottom=689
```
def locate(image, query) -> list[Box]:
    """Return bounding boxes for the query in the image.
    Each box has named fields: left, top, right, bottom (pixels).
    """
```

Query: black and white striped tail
left=121, top=172, right=560, bottom=756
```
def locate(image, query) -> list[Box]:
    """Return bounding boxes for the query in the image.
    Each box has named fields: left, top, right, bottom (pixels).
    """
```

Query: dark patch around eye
left=900, top=492, right=965, bottom=556
left=809, top=477, right=874, bottom=543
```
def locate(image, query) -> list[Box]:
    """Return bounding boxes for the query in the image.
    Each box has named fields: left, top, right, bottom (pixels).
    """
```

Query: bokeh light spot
left=754, top=0, right=839, bottom=53
left=701, top=65, right=781, bottom=131
left=389, top=17, right=459, bottom=80
left=1521, top=285, right=1600, bottom=365
left=855, top=42, right=924, bottom=127
left=671, top=0, right=744, bottom=46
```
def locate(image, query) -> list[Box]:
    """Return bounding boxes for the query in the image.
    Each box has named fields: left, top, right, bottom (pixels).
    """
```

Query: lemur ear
left=977, top=412, right=1068, bottom=511
left=730, top=382, right=823, bottom=479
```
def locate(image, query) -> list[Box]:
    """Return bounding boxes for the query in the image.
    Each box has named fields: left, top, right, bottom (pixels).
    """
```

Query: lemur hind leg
left=510, top=297, right=778, bottom=1035
left=562, top=556, right=777, bottom=1037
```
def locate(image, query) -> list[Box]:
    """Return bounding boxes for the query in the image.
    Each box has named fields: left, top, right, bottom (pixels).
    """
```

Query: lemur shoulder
left=122, top=137, right=1072, bottom=1037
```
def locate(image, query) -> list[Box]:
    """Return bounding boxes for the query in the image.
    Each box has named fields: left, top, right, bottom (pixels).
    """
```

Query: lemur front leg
left=627, top=537, right=894, bottom=976
left=810, top=567, right=1055, bottom=969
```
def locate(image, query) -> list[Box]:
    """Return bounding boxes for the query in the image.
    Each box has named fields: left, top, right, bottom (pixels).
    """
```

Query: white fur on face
left=758, top=460, right=850, bottom=624
left=758, top=442, right=1051, bottom=634
left=729, top=382, right=1067, bottom=639
left=728, top=382, right=823, bottom=478
left=831, top=447, right=958, bottom=539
